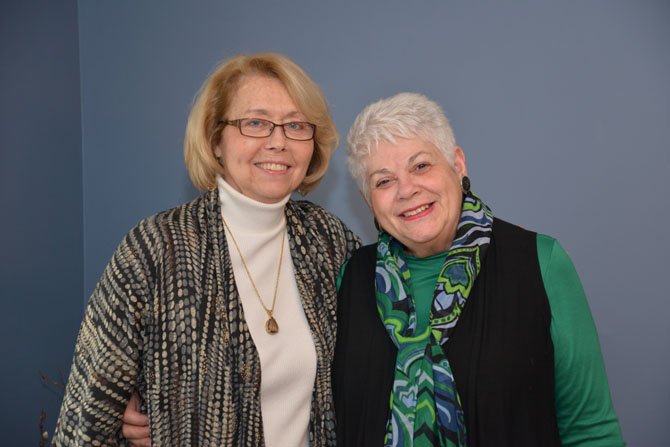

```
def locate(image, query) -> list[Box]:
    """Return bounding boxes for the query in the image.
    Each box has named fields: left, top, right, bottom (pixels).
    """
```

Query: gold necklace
left=222, top=214, right=285, bottom=334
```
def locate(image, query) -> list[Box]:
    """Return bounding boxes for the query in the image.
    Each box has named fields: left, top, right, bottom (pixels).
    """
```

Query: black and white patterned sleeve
left=53, top=225, right=153, bottom=446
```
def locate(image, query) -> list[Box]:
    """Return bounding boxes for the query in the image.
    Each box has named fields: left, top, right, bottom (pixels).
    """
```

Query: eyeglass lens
left=237, top=118, right=314, bottom=141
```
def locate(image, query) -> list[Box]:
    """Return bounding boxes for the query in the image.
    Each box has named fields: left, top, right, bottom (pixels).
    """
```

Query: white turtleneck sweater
left=217, top=177, right=316, bottom=447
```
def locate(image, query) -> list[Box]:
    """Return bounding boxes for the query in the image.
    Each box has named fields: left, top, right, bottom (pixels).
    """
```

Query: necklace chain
left=222, top=214, right=285, bottom=334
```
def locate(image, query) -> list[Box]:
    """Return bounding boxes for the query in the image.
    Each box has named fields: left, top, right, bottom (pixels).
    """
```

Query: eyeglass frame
left=222, top=118, right=317, bottom=141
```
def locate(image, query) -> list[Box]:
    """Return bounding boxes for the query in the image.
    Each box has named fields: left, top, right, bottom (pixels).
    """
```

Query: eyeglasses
left=223, top=118, right=316, bottom=141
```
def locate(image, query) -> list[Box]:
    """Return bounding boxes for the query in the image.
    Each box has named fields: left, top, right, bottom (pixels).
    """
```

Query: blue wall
left=77, top=2, right=670, bottom=445
left=2, top=1, right=668, bottom=445
left=0, top=0, right=83, bottom=443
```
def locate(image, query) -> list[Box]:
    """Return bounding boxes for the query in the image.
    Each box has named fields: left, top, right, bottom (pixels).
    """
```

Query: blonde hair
left=184, top=53, right=339, bottom=193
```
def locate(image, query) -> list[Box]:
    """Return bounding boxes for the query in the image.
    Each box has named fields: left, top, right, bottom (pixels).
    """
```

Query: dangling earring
left=461, top=176, right=471, bottom=195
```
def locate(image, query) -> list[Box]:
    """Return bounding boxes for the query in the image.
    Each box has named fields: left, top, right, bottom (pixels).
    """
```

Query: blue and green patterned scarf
left=375, top=192, right=493, bottom=447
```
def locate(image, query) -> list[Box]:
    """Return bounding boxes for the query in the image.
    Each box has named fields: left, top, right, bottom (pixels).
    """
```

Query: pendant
left=265, top=316, right=279, bottom=334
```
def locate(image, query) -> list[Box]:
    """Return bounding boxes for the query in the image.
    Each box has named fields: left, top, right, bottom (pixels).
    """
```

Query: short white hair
left=346, top=92, right=457, bottom=198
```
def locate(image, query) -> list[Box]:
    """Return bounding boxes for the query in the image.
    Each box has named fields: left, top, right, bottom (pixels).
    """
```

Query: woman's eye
left=415, top=162, right=430, bottom=171
left=245, top=119, right=266, bottom=128
left=375, top=178, right=391, bottom=188
left=286, top=122, right=303, bottom=130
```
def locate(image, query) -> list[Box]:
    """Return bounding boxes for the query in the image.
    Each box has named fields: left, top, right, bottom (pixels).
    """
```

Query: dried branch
left=39, top=369, right=66, bottom=394
left=38, top=370, right=66, bottom=445
left=38, top=409, right=49, bottom=447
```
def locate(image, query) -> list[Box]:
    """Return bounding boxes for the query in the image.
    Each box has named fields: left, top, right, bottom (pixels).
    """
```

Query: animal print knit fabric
left=53, top=188, right=360, bottom=446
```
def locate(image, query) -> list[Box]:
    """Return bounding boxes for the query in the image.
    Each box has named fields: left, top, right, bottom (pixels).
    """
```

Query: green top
left=536, top=234, right=624, bottom=446
left=338, top=234, right=625, bottom=446
left=404, top=249, right=448, bottom=335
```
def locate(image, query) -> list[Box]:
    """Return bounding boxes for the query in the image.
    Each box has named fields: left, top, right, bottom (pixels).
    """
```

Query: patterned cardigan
left=53, top=188, right=360, bottom=446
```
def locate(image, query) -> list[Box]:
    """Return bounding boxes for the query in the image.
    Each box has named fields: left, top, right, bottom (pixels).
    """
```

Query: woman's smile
left=255, top=161, right=290, bottom=172
left=399, top=202, right=434, bottom=219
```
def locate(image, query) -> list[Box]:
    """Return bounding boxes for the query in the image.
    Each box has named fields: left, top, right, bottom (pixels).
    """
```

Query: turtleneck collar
left=217, top=176, right=289, bottom=233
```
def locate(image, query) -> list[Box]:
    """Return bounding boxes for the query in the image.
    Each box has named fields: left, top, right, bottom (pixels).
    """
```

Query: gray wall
left=3, top=0, right=668, bottom=445
left=0, top=0, right=83, bottom=443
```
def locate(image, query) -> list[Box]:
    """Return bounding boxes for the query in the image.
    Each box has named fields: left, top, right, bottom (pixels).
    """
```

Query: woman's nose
left=267, top=124, right=287, bottom=150
left=397, top=176, right=419, bottom=199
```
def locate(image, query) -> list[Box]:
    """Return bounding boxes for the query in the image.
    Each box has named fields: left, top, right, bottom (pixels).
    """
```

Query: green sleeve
left=537, top=234, right=625, bottom=446
left=336, top=259, right=349, bottom=291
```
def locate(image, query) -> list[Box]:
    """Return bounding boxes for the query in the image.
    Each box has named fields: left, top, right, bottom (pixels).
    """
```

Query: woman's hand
left=122, top=391, right=151, bottom=447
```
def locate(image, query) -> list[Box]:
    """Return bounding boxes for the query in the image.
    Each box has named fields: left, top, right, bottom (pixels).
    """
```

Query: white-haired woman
left=54, top=53, right=360, bottom=446
left=333, top=92, right=624, bottom=446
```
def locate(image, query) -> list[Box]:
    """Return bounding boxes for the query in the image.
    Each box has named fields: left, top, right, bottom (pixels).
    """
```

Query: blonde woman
left=54, top=53, right=360, bottom=446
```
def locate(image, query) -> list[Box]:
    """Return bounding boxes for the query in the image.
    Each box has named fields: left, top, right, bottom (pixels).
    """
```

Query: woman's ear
left=453, top=146, right=467, bottom=177
left=214, top=142, right=223, bottom=160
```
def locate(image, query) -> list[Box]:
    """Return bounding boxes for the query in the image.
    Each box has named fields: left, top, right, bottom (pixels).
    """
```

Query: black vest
left=333, top=218, right=561, bottom=446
